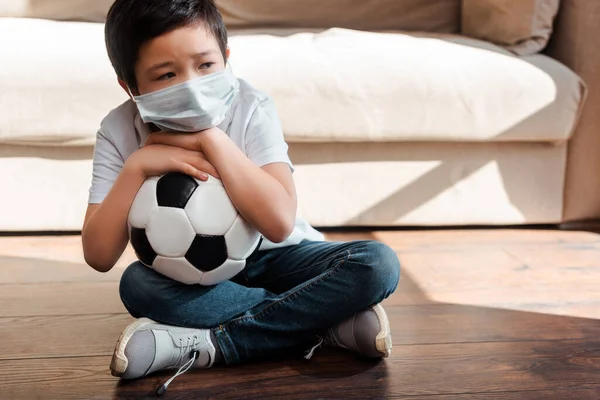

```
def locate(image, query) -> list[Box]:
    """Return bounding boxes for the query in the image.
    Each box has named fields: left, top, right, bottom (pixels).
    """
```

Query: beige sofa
left=0, top=0, right=598, bottom=231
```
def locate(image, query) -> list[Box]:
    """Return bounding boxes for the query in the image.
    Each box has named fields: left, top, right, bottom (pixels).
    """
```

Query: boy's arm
left=146, top=128, right=297, bottom=243
left=83, top=142, right=219, bottom=273
left=82, top=165, right=146, bottom=272
left=202, top=128, right=297, bottom=243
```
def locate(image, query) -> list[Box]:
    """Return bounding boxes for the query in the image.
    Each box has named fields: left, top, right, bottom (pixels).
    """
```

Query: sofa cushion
left=462, top=0, right=561, bottom=56
left=0, top=18, right=127, bottom=146
left=218, top=0, right=461, bottom=33
left=0, top=21, right=585, bottom=146
left=0, top=0, right=113, bottom=22
left=229, top=28, right=585, bottom=143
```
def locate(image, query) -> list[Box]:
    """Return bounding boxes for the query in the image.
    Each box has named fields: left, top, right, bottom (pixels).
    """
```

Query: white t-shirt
left=88, top=78, right=324, bottom=249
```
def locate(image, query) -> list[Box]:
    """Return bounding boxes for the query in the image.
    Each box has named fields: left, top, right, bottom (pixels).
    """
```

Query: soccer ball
left=127, top=172, right=262, bottom=286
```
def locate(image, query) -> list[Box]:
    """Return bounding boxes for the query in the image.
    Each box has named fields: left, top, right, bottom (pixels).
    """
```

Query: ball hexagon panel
left=185, top=235, right=228, bottom=272
left=146, top=207, right=196, bottom=258
left=156, top=172, right=199, bottom=209
left=200, top=258, right=246, bottom=286
left=184, top=177, right=237, bottom=236
left=153, top=256, right=201, bottom=285
left=129, top=177, right=159, bottom=229
left=224, top=215, right=262, bottom=260
left=130, top=227, right=157, bottom=266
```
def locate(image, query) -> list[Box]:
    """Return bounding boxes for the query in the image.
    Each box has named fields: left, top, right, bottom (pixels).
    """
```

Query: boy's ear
left=226, top=47, right=230, bottom=60
left=118, top=79, right=134, bottom=99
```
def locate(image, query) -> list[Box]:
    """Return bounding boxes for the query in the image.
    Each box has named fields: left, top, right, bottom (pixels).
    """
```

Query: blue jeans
left=119, top=240, right=400, bottom=365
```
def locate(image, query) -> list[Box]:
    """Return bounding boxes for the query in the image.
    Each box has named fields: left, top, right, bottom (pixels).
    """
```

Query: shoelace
left=304, top=329, right=340, bottom=360
left=304, top=337, right=324, bottom=360
left=156, top=336, right=201, bottom=396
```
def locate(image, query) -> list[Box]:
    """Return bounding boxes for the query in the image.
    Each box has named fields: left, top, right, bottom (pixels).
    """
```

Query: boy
left=82, top=0, right=400, bottom=390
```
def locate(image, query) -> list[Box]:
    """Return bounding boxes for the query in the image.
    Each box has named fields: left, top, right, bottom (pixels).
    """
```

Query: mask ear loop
left=127, top=86, right=138, bottom=102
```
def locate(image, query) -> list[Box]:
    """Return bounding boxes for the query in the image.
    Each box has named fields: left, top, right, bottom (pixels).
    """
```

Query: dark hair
left=105, top=0, right=228, bottom=91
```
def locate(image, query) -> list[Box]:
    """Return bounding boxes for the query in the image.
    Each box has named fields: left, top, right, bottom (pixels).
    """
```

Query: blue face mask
left=131, top=67, right=239, bottom=132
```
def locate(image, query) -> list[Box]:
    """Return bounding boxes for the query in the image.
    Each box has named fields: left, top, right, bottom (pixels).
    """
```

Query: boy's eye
left=199, top=62, right=215, bottom=70
left=157, top=72, right=175, bottom=81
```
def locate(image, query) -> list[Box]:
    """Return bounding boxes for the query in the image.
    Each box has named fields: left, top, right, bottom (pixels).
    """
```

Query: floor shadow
left=112, top=352, right=386, bottom=399
left=343, top=159, right=488, bottom=226
left=290, top=140, right=566, bottom=226
left=108, top=249, right=600, bottom=399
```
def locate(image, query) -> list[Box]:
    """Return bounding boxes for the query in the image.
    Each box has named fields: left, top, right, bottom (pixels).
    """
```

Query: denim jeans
left=119, top=240, right=401, bottom=365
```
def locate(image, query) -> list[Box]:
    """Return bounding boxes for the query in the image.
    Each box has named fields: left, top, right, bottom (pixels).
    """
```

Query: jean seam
left=224, top=327, right=234, bottom=350
left=212, top=325, right=238, bottom=365
left=260, top=255, right=339, bottom=285
left=223, top=249, right=351, bottom=328
left=256, top=245, right=343, bottom=285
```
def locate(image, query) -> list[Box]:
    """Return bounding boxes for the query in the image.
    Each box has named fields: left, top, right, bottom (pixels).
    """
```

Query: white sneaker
left=306, top=304, right=392, bottom=359
left=110, top=318, right=216, bottom=393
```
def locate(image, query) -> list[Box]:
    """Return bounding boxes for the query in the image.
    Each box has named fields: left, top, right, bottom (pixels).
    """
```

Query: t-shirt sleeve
left=244, top=97, right=294, bottom=171
left=88, top=128, right=124, bottom=204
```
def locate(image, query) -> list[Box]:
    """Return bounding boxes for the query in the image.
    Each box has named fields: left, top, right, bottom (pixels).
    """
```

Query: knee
left=351, top=241, right=400, bottom=298
left=119, top=262, right=155, bottom=316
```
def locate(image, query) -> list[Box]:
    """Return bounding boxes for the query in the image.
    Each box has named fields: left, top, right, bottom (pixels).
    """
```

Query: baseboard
left=560, top=220, right=600, bottom=233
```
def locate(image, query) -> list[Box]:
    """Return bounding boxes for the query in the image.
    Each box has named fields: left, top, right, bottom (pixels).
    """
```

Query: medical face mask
left=131, top=67, right=239, bottom=132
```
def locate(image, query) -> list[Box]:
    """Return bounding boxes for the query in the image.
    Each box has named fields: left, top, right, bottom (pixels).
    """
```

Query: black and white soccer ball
left=128, top=172, right=262, bottom=286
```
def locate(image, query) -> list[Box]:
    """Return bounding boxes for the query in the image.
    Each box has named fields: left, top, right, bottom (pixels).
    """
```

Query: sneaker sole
left=110, top=317, right=155, bottom=377
left=373, top=304, right=392, bottom=358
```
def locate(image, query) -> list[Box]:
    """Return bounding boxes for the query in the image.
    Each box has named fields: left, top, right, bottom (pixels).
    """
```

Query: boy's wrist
left=124, top=152, right=147, bottom=179
left=198, top=127, right=226, bottom=151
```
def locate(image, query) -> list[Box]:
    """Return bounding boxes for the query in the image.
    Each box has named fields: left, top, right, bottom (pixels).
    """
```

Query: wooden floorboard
left=0, top=282, right=126, bottom=317
left=0, top=314, right=135, bottom=360
left=0, top=275, right=427, bottom=319
left=390, top=248, right=600, bottom=313
left=0, top=255, right=122, bottom=284
left=3, top=304, right=600, bottom=361
left=398, top=389, right=600, bottom=400
left=3, top=339, right=600, bottom=399
left=2, top=230, right=600, bottom=398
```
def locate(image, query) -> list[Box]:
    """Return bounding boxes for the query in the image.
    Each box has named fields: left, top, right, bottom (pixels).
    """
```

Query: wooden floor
left=2, top=229, right=600, bottom=399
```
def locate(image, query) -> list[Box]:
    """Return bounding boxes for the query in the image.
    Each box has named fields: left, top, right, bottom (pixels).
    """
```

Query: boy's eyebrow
left=147, top=61, right=174, bottom=72
left=191, top=50, right=219, bottom=57
left=146, top=51, right=219, bottom=72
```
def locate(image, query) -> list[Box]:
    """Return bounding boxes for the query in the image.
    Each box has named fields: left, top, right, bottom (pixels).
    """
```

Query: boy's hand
left=126, top=144, right=220, bottom=181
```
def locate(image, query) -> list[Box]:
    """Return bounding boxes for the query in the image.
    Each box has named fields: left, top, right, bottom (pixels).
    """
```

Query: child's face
left=133, top=23, right=228, bottom=96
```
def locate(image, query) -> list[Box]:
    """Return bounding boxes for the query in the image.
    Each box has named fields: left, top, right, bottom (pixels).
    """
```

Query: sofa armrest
left=546, top=0, right=600, bottom=222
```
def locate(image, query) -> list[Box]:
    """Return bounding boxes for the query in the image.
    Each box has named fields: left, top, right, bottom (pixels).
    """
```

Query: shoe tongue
left=147, top=330, right=178, bottom=375
left=169, top=329, right=215, bottom=368
left=147, top=328, right=215, bottom=374
left=169, top=329, right=196, bottom=346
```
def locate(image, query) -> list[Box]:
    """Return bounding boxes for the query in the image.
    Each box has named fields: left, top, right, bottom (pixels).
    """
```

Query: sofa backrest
left=218, top=0, right=461, bottom=33
left=0, top=0, right=114, bottom=22
left=0, top=0, right=461, bottom=33
left=462, top=0, right=561, bottom=55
